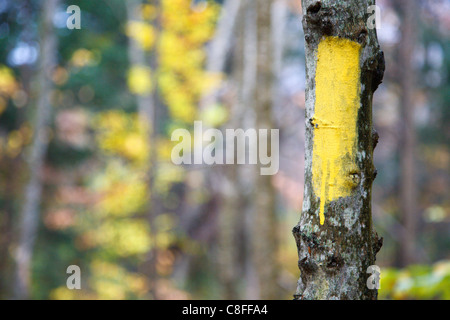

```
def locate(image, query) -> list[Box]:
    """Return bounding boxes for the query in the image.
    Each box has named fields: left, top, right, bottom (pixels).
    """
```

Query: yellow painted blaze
left=312, top=36, right=362, bottom=225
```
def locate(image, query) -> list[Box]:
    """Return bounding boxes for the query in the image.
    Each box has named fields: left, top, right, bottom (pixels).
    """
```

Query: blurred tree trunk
left=201, top=0, right=242, bottom=110
left=13, top=0, right=59, bottom=299
left=217, top=165, right=240, bottom=299
left=271, top=0, right=288, bottom=110
left=0, top=159, right=19, bottom=297
left=189, top=0, right=244, bottom=299
left=241, top=0, right=258, bottom=299
left=397, top=0, right=418, bottom=267
left=126, top=0, right=161, bottom=299
left=252, top=0, right=279, bottom=300
left=217, top=23, right=243, bottom=299
left=293, top=0, right=384, bottom=299
left=217, top=0, right=260, bottom=299
left=126, top=0, right=156, bottom=125
left=172, top=0, right=244, bottom=295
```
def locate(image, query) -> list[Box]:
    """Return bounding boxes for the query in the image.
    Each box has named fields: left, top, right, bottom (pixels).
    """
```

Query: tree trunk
left=241, top=0, right=259, bottom=299
left=13, top=0, right=59, bottom=299
left=293, top=0, right=384, bottom=300
left=216, top=8, right=244, bottom=299
left=193, top=0, right=245, bottom=299
left=252, top=0, right=279, bottom=300
left=172, top=0, right=244, bottom=295
left=200, top=0, right=242, bottom=112
left=397, top=0, right=418, bottom=267
left=126, top=0, right=156, bottom=125
left=126, top=0, right=161, bottom=298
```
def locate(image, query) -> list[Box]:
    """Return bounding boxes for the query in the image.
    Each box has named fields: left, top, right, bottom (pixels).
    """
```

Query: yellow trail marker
left=312, top=37, right=362, bottom=225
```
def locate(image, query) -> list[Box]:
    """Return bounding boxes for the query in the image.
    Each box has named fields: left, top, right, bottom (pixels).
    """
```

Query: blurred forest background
left=0, top=0, right=448, bottom=300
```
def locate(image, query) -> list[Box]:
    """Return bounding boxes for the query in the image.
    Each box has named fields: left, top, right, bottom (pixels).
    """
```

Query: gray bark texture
left=292, top=0, right=384, bottom=300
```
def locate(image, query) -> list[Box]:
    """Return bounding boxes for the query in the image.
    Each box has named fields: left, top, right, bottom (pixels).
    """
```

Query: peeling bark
left=293, top=0, right=384, bottom=300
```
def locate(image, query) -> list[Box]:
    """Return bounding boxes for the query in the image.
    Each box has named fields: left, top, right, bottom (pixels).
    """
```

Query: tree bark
left=293, top=0, right=384, bottom=300
left=13, top=0, right=59, bottom=299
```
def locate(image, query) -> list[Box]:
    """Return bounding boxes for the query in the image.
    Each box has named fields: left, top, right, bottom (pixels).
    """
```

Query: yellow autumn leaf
left=71, top=49, right=94, bottom=67
left=128, top=66, right=152, bottom=95
left=95, top=219, right=151, bottom=257
left=201, top=104, right=228, bottom=127
left=0, top=65, right=17, bottom=96
left=126, top=21, right=155, bottom=50
left=140, top=4, right=157, bottom=20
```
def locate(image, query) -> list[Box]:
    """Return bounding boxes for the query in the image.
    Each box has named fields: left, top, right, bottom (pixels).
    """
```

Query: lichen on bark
left=293, top=0, right=384, bottom=300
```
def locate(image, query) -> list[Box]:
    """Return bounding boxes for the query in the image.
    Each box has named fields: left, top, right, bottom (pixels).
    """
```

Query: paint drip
left=312, top=36, right=361, bottom=225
